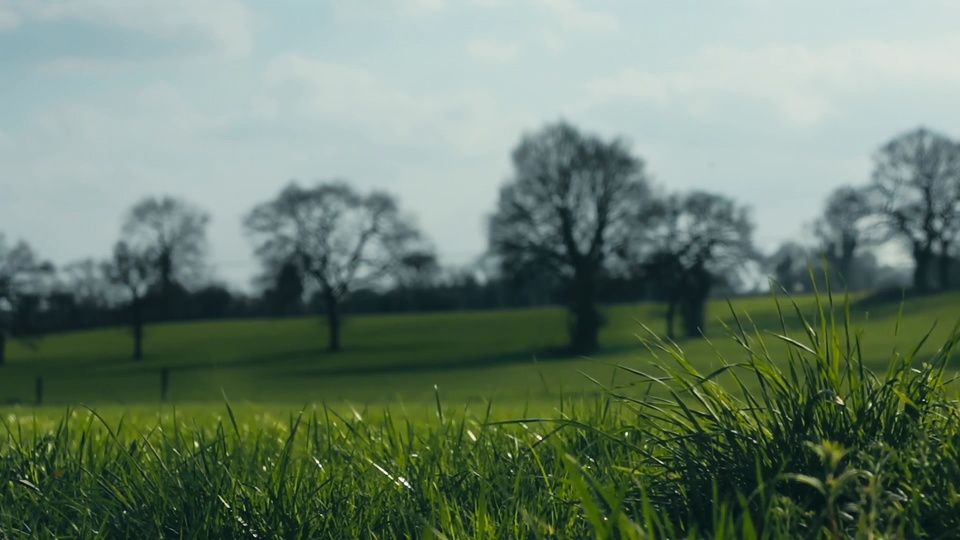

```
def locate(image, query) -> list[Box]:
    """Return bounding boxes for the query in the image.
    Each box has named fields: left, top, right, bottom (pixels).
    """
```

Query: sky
left=3, top=0, right=960, bottom=291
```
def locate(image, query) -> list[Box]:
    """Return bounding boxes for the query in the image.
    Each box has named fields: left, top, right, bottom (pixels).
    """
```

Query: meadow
left=2, top=290, right=960, bottom=537
left=1, top=290, right=958, bottom=406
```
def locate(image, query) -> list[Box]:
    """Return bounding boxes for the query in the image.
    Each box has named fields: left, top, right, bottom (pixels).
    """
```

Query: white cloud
left=13, top=0, right=254, bottom=59
left=538, top=0, right=619, bottom=34
left=466, top=38, right=520, bottom=63
left=262, top=53, right=531, bottom=154
left=0, top=0, right=20, bottom=31
left=587, top=38, right=960, bottom=126
left=404, top=0, right=446, bottom=11
left=332, top=0, right=446, bottom=18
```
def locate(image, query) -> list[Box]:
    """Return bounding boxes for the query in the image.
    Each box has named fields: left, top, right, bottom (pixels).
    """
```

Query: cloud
left=586, top=38, right=960, bottom=126
left=332, top=0, right=446, bottom=18
left=11, top=0, right=254, bottom=62
left=404, top=0, right=446, bottom=11
left=466, top=38, right=520, bottom=63
left=0, top=1, right=20, bottom=31
left=262, top=53, right=530, bottom=154
left=538, top=0, right=619, bottom=34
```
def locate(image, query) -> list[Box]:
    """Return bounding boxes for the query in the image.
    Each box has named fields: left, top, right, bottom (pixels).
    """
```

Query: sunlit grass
left=3, top=291, right=959, bottom=406
left=2, top=290, right=960, bottom=537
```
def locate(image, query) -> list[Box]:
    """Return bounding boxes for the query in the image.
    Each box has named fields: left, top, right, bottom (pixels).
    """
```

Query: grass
left=2, top=291, right=959, bottom=405
left=2, top=289, right=960, bottom=537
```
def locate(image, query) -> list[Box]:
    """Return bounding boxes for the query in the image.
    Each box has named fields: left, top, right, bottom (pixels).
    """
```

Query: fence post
left=35, top=376, right=43, bottom=406
left=160, top=368, right=170, bottom=402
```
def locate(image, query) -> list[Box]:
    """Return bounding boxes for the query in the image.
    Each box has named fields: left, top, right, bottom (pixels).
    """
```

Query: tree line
left=2, top=123, right=958, bottom=362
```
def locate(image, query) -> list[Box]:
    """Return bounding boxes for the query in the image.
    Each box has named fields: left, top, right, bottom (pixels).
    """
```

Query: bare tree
left=63, top=258, right=111, bottom=308
left=811, top=185, right=879, bottom=290
left=103, top=242, right=154, bottom=360
left=244, top=181, right=430, bottom=352
left=639, top=192, right=755, bottom=339
left=122, top=196, right=211, bottom=315
left=766, top=241, right=813, bottom=293
left=488, top=121, right=654, bottom=354
left=0, top=235, right=52, bottom=365
left=869, top=128, right=960, bottom=292
left=259, top=257, right=306, bottom=317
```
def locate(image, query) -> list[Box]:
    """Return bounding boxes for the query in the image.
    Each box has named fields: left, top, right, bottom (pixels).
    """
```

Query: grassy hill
left=2, top=290, right=959, bottom=405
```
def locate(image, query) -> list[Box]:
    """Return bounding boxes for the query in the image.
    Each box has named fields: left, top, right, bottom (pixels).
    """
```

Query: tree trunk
left=570, top=266, right=600, bottom=355
left=132, top=295, right=143, bottom=360
left=912, top=244, right=933, bottom=293
left=665, top=297, right=677, bottom=341
left=324, top=289, right=341, bottom=353
left=159, top=250, right=174, bottom=319
left=0, top=331, right=5, bottom=366
left=839, top=235, right=856, bottom=290
left=938, top=240, right=951, bottom=291
left=681, top=266, right=712, bottom=339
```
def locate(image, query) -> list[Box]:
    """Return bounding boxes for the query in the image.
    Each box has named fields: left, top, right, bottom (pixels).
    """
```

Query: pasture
left=1, top=290, right=958, bottom=407
left=2, top=291, right=960, bottom=537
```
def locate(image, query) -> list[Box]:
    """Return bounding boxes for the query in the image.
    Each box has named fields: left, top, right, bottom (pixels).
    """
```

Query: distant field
left=1, top=290, right=958, bottom=406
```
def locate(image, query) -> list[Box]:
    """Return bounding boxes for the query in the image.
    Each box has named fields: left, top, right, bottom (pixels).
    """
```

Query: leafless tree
left=244, top=181, right=430, bottom=352
left=488, top=121, right=655, bottom=354
left=62, top=258, right=111, bottom=309
left=639, top=191, right=755, bottom=339
left=869, top=128, right=960, bottom=292
left=0, top=235, right=53, bottom=365
left=766, top=241, right=814, bottom=293
left=812, top=185, right=881, bottom=290
left=122, top=196, right=210, bottom=314
left=102, top=241, right=154, bottom=360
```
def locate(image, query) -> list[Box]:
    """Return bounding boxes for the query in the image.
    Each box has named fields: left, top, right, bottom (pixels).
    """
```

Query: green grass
left=2, top=291, right=960, bottom=405
left=2, top=291, right=960, bottom=538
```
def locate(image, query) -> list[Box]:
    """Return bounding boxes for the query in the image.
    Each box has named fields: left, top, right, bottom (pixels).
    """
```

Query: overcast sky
left=3, top=0, right=959, bottom=290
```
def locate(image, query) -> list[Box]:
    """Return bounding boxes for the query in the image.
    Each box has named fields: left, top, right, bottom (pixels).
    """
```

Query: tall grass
left=1, top=290, right=959, bottom=538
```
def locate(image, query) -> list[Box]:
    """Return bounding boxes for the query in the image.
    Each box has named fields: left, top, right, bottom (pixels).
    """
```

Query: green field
left=3, top=291, right=960, bottom=538
left=1, top=290, right=959, bottom=406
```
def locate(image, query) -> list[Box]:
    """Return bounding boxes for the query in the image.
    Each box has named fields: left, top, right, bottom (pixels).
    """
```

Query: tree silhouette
left=0, top=235, right=52, bottom=365
left=868, top=128, right=960, bottom=292
left=639, top=191, right=755, bottom=339
left=263, top=257, right=305, bottom=317
left=122, top=196, right=210, bottom=317
left=103, top=242, right=154, bottom=360
left=812, top=186, right=879, bottom=289
left=244, top=181, right=430, bottom=352
left=767, top=242, right=812, bottom=293
left=488, top=122, right=655, bottom=354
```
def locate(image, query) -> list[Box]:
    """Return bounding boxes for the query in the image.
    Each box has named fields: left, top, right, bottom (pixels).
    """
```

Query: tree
left=244, top=181, right=430, bottom=352
left=640, top=192, right=755, bottom=339
left=812, top=185, right=878, bottom=290
left=0, top=235, right=52, bottom=365
left=394, top=251, right=440, bottom=311
left=103, top=242, right=154, bottom=360
left=262, top=257, right=305, bottom=317
left=767, top=242, right=813, bottom=293
left=868, top=128, right=960, bottom=292
left=488, top=122, right=654, bottom=354
left=122, top=196, right=210, bottom=317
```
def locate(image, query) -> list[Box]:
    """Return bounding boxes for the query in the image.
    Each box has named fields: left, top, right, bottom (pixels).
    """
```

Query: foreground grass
left=3, top=292, right=960, bottom=538
left=3, top=291, right=959, bottom=405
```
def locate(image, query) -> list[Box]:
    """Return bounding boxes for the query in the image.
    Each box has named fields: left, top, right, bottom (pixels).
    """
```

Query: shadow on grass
left=280, top=342, right=646, bottom=379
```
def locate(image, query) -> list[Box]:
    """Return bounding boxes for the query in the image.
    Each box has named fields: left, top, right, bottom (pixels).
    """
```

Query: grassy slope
left=1, top=291, right=958, bottom=405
